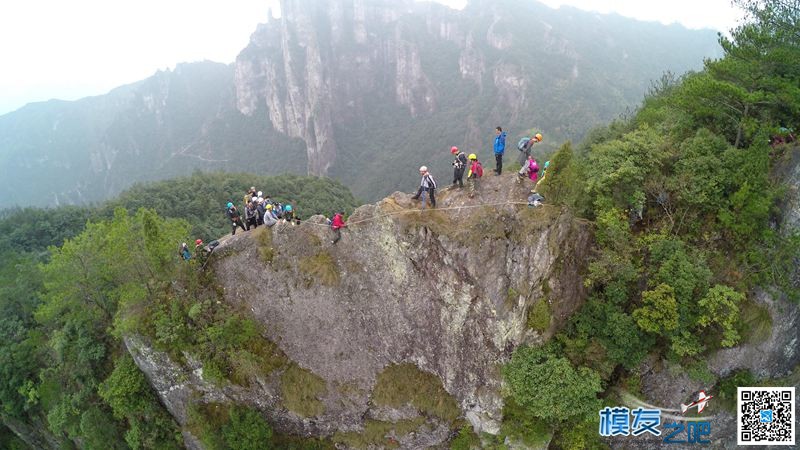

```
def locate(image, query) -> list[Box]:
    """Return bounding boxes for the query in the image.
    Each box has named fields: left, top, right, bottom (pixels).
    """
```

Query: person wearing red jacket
left=331, top=212, right=346, bottom=244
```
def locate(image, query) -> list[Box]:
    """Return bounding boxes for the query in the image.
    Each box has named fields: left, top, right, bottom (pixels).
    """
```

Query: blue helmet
left=285, top=204, right=293, bottom=212
left=227, top=202, right=233, bottom=208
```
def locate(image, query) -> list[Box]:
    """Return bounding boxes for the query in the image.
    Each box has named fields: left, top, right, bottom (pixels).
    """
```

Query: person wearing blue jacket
left=493, top=126, right=507, bottom=175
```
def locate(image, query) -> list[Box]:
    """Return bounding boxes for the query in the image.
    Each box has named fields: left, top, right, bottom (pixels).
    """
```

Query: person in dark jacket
left=226, top=202, right=248, bottom=234
left=244, top=202, right=258, bottom=230
left=451, top=146, right=468, bottom=188
left=331, top=212, right=346, bottom=244
left=412, top=166, right=437, bottom=209
left=493, top=126, right=507, bottom=175
left=256, top=198, right=266, bottom=225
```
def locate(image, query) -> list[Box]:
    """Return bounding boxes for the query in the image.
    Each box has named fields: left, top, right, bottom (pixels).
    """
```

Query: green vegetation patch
left=332, top=418, right=426, bottom=449
left=280, top=363, right=327, bottom=417
left=252, top=227, right=274, bottom=263
left=499, top=398, right=554, bottom=448
left=449, top=423, right=482, bottom=450
left=187, top=402, right=273, bottom=450
left=372, top=363, right=461, bottom=423
left=527, top=299, right=552, bottom=332
left=298, top=251, right=340, bottom=286
left=98, top=354, right=183, bottom=449
left=738, top=299, right=772, bottom=344
left=715, top=370, right=757, bottom=412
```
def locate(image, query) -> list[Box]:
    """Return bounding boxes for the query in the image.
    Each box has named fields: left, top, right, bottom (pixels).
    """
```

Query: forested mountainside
left=0, top=0, right=720, bottom=209
left=1, top=1, right=798, bottom=449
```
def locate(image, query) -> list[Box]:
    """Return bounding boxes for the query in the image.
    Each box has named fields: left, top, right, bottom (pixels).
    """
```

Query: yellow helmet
left=468, top=153, right=477, bottom=160
left=535, top=133, right=543, bottom=141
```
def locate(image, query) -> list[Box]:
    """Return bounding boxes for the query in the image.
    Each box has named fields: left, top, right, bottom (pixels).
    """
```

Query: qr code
left=738, top=387, right=795, bottom=445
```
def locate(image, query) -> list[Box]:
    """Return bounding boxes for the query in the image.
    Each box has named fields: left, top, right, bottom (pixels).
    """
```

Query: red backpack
left=473, top=161, right=483, bottom=177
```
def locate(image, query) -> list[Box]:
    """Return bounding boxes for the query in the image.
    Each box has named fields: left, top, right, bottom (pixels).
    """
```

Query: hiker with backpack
left=517, top=154, right=539, bottom=184
left=412, top=166, right=437, bottom=209
left=331, top=212, right=346, bottom=244
left=226, top=202, right=248, bottom=234
left=284, top=204, right=295, bottom=223
left=467, top=153, right=483, bottom=198
left=194, top=238, right=220, bottom=267
left=451, top=146, right=468, bottom=188
left=256, top=197, right=266, bottom=225
left=493, top=126, right=507, bottom=175
left=179, top=242, right=191, bottom=261
left=244, top=187, right=256, bottom=205
left=245, top=201, right=259, bottom=230
left=518, top=132, right=542, bottom=165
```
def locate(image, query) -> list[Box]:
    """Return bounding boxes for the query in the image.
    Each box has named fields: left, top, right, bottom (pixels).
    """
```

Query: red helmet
left=450, top=146, right=458, bottom=154
left=195, top=239, right=203, bottom=245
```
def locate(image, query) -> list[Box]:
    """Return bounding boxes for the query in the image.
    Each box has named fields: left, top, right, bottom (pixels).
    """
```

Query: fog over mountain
left=0, top=0, right=721, bottom=207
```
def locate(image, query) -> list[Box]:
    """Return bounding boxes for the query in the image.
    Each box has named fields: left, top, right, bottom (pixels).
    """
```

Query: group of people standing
left=182, top=127, right=551, bottom=261
left=226, top=187, right=298, bottom=235
left=411, top=127, right=546, bottom=209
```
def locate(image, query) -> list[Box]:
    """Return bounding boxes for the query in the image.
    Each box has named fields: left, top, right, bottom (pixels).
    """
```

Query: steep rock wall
left=233, top=0, right=720, bottom=202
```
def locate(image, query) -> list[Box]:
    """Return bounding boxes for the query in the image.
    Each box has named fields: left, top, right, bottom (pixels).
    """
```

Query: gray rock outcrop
left=129, top=174, right=592, bottom=447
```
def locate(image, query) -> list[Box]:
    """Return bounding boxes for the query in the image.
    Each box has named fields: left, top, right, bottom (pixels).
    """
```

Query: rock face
left=129, top=174, right=592, bottom=445
left=232, top=0, right=721, bottom=201
left=0, top=0, right=721, bottom=208
left=708, top=289, right=800, bottom=379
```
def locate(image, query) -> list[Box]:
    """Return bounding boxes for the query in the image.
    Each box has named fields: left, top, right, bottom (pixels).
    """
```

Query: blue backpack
left=517, top=137, right=531, bottom=151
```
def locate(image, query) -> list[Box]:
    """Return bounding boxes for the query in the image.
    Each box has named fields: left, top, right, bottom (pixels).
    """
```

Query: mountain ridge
left=0, top=0, right=722, bottom=208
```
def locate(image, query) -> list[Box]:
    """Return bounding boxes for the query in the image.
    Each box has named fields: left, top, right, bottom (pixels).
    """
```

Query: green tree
left=98, top=354, right=182, bottom=449
left=633, top=284, right=679, bottom=335
left=222, top=406, right=273, bottom=450
left=503, top=346, right=602, bottom=423
left=697, top=285, right=745, bottom=347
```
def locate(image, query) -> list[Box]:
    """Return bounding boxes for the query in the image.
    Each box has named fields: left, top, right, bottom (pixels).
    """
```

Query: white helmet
left=419, top=166, right=428, bottom=172
left=257, top=191, right=263, bottom=197
left=257, top=196, right=264, bottom=203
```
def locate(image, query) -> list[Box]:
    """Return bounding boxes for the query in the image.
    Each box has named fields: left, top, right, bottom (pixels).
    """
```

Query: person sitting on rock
left=263, top=204, right=278, bottom=227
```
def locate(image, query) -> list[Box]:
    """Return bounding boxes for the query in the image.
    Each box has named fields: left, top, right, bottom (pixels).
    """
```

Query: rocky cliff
left=128, top=174, right=592, bottom=447
left=234, top=0, right=721, bottom=200
left=0, top=0, right=721, bottom=209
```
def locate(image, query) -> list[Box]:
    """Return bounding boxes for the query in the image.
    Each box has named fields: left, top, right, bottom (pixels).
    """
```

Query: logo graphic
left=600, top=389, right=714, bottom=444
left=681, top=390, right=713, bottom=414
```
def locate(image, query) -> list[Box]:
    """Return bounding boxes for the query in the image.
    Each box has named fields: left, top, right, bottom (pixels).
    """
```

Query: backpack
left=517, top=137, right=531, bottom=151
left=455, top=152, right=467, bottom=169
left=426, top=174, right=437, bottom=190
left=474, top=161, right=483, bottom=177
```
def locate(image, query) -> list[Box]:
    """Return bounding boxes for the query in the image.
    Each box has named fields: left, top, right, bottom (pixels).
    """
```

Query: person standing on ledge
left=493, top=126, right=507, bottom=175
left=412, top=166, right=437, bottom=209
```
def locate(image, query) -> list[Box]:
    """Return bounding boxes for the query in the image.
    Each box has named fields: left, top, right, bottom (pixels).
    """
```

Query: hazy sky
left=0, top=0, right=742, bottom=116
